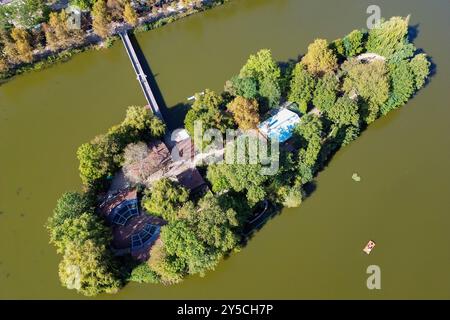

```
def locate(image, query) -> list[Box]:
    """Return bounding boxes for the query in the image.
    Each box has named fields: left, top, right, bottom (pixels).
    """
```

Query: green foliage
left=207, top=158, right=269, bottom=206
left=312, top=72, right=339, bottom=113
left=148, top=240, right=185, bottom=285
left=342, top=59, right=389, bottom=123
left=59, top=240, right=121, bottom=296
left=295, top=114, right=323, bottom=182
left=301, top=39, right=338, bottom=75
left=129, top=263, right=160, bottom=284
left=77, top=106, right=165, bottom=187
left=326, top=95, right=360, bottom=127
left=49, top=212, right=111, bottom=254
left=342, top=29, right=365, bottom=57
left=226, top=76, right=258, bottom=99
left=239, top=49, right=281, bottom=108
left=282, top=183, right=303, bottom=208
left=381, top=60, right=415, bottom=114
left=142, top=178, right=189, bottom=222
left=10, top=0, right=47, bottom=29
left=70, top=0, right=94, bottom=10
left=49, top=192, right=92, bottom=227
left=161, top=220, right=219, bottom=276
left=366, top=16, right=410, bottom=59
left=409, top=53, right=430, bottom=90
left=184, top=89, right=233, bottom=147
left=179, top=193, right=239, bottom=252
left=288, top=62, right=316, bottom=113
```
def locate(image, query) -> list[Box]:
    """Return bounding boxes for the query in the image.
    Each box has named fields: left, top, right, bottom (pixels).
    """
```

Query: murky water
left=0, top=0, right=449, bottom=299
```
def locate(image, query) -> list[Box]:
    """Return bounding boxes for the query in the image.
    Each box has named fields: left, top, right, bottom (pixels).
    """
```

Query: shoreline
left=0, top=0, right=229, bottom=86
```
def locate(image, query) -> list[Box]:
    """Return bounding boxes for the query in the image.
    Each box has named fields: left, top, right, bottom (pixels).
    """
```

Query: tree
left=239, top=49, right=281, bottom=108
left=207, top=150, right=269, bottom=206
left=70, top=0, right=95, bottom=10
left=122, top=142, right=152, bottom=185
left=49, top=212, right=111, bottom=254
left=0, top=30, right=19, bottom=64
left=259, top=76, right=281, bottom=108
left=92, top=0, right=110, bottom=38
left=161, top=220, right=220, bottom=276
left=381, top=60, right=415, bottom=114
left=129, top=263, right=160, bottom=284
left=282, top=182, right=303, bottom=208
left=326, top=95, right=360, bottom=127
left=0, top=55, right=9, bottom=74
left=122, top=105, right=166, bottom=139
left=10, top=28, right=33, bottom=63
left=46, top=11, right=82, bottom=50
left=225, top=76, right=258, bottom=100
left=148, top=239, right=185, bottom=285
left=240, top=49, right=281, bottom=82
left=312, top=72, right=339, bottom=113
left=48, top=192, right=92, bottom=228
left=184, top=89, right=234, bottom=147
left=11, top=0, right=46, bottom=29
left=77, top=106, right=165, bottom=187
left=288, top=62, right=316, bottom=113
left=301, top=39, right=338, bottom=76
left=409, top=53, right=430, bottom=90
left=342, top=29, right=365, bottom=57
left=59, top=240, right=121, bottom=296
left=179, top=193, right=239, bottom=253
left=123, top=1, right=138, bottom=27
left=366, top=16, right=411, bottom=59
left=342, top=59, right=389, bottom=123
left=142, top=178, right=189, bottom=222
left=294, top=114, right=323, bottom=182
left=226, top=96, right=259, bottom=130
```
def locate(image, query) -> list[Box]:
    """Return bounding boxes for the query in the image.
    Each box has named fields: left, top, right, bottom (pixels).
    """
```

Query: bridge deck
left=119, top=31, right=164, bottom=120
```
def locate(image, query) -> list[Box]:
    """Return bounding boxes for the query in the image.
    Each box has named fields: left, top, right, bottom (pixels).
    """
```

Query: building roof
left=258, top=108, right=301, bottom=143
left=176, top=167, right=206, bottom=192
left=125, top=140, right=172, bottom=184
left=98, top=188, right=138, bottom=218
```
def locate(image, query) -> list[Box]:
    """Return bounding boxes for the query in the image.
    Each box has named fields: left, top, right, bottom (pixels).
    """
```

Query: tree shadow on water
left=128, top=34, right=173, bottom=127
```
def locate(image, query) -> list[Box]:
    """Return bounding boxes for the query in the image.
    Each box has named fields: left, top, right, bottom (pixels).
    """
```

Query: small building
left=258, top=108, right=301, bottom=143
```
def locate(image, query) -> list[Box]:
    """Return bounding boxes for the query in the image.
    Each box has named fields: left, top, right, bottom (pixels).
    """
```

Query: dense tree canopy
left=312, top=72, right=339, bottom=113
left=342, top=59, right=389, bottom=123
left=366, top=16, right=411, bottom=60
left=301, top=39, right=338, bottom=76
left=207, top=161, right=269, bottom=206
left=226, top=96, right=259, bottom=130
left=59, top=240, right=121, bottom=296
left=239, top=49, right=281, bottom=108
left=326, top=95, right=360, bottom=127
left=184, top=89, right=234, bottom=147
left=409, top=53, right=430, bottom=90
left=288, top=62, right=316, bottom=113
left=142, top=178, right=189, bottom=222
left=225, top=76, right=259, bottom=100
left=77, top=106, right=164, bottom=187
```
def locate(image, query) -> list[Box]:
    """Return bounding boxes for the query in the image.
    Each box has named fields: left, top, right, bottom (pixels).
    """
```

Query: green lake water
left=0, top=0, right=449, bottom=299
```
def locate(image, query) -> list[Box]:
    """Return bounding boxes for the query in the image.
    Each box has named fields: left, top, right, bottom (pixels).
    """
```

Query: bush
left=129, top=263, right=161, bottom=284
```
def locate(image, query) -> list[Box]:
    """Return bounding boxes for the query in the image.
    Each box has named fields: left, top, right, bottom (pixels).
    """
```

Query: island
left=46, top=15, right=431, bottom=296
